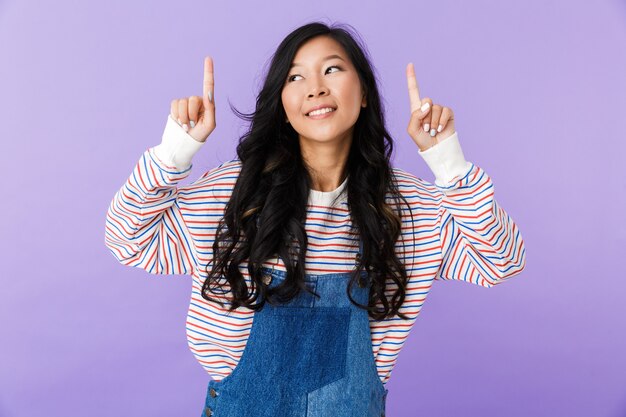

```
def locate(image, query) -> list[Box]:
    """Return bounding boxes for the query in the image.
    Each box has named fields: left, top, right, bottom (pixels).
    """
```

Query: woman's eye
left=287, top=65, right=341, bottom=82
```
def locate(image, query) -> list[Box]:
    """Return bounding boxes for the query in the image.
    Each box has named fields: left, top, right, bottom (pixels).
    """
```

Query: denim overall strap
left=201, top=235, right=389, bottom=417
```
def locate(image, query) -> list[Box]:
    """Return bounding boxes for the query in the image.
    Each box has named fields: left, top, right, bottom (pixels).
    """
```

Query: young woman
left=105, top=21, right=526, bottom=417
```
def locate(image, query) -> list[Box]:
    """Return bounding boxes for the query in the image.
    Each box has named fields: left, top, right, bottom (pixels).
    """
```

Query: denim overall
left=201, top=237, right=389, bottom=417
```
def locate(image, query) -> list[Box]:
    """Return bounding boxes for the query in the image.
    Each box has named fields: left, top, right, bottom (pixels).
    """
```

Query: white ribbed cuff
left=152, top=114, right=205, bottom=170
left=418, top=131, right=472, bottom=187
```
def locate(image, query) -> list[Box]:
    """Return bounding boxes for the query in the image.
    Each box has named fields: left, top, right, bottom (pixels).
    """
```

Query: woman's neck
left=305, top=156, right=349, bottom=192
left=309, top=171, right=348, bottom=192
left=300, top=134, right=352, bottom=192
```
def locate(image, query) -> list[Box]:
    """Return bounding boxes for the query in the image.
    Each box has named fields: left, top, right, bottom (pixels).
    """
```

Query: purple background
left=1, top=0, right=625, bottom=416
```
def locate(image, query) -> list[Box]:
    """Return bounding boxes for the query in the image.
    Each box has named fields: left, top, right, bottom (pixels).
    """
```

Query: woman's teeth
left=307, top=108, right=335, bottom=116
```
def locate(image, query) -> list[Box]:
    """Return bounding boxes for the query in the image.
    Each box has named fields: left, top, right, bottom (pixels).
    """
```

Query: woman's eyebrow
left=290, top=54, right=345, bottom=69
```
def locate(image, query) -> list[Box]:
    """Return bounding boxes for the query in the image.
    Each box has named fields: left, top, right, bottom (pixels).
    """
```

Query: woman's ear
left=361, top=94, right=367, bottom=108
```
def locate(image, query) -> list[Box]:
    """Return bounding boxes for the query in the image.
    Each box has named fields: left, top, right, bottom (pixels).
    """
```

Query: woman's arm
left=419, top=132, right=527, bottom=287
left=104, top=115, right=213, bottom=275
left=404, top=64, right=526, bottom=286
left=105, top=56, right=218, bottom=276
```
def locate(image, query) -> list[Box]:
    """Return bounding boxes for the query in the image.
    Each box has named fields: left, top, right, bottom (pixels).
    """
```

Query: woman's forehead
left=291, top=36, right=346, bottom=66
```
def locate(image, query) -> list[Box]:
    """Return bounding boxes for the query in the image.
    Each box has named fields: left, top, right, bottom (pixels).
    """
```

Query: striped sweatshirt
left=104, top=114, right=527, bottom=387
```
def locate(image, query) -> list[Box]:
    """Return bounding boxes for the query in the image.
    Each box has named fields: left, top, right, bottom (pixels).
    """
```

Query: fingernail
left=437, top=124, right=443, bottom=133
left=183, top=123, right=189, bottom=132
left=177, top=118, right=182, bottom=125
left=424, top=123, right=430, bottom=132
left=430, top=128, right=437, bottom=137
left=190, top=120, right=196, bottom=128
left=208, top=90, right=213, bottom=102
left=420, top=102, right=430, bottom=112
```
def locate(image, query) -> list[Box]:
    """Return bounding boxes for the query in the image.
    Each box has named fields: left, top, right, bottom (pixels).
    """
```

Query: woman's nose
left=308, top=87, right=329, bottom=98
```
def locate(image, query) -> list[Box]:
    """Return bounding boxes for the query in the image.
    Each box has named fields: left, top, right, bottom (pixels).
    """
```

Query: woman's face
left=281, top=35, right=366, bottom=147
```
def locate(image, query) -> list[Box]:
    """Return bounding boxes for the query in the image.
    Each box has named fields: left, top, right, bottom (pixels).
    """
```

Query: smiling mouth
left=305, top=107, right=337, bottom=117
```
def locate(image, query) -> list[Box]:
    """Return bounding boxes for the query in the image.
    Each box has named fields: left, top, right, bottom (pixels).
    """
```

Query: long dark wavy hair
left=201, top=21, right=415, bottom=321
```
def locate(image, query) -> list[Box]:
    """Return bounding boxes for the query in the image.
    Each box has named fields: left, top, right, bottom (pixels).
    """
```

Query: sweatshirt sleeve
left=104, top=114, right=210, bottom=276
left=417, top=131, right=527, bottom=287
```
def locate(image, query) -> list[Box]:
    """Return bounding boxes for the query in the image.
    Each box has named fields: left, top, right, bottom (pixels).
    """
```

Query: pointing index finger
left=203, top=56, right=214, bottom=100
left=406, top=62, right=421, bottom=113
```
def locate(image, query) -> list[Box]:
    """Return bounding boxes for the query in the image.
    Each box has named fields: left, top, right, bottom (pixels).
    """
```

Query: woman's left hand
left=406, top=62, right=456, bottom=152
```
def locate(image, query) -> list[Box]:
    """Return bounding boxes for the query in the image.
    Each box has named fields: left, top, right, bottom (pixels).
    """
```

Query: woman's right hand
left=170, top=56, right=216, bottom=143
